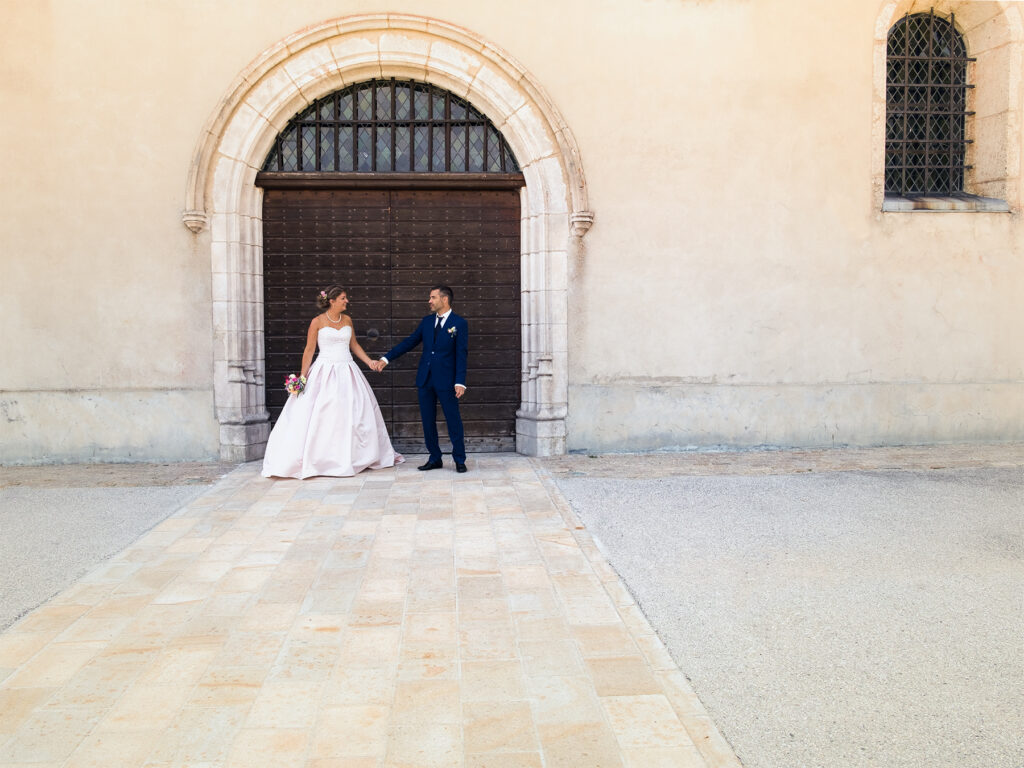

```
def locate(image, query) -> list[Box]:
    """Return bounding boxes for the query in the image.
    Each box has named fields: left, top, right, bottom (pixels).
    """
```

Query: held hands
left=369, top=359, right=388, bottom=373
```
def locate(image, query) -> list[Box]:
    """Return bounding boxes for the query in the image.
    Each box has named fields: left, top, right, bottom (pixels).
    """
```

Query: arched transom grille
left=261, top=79, right=520, bottom=174
left=885, top=12, right=974, bottom=196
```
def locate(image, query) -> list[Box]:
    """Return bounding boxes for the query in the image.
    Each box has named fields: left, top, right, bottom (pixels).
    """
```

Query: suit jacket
left=385, top=312, right=468, bottom=389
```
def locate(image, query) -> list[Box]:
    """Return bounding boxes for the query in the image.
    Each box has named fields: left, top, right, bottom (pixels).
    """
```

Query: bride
left=262, top=284, right=402, bottom=479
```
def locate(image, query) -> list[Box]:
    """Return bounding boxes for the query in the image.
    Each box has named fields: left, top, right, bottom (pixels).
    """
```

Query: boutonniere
left=447, top=326, right=457, bottom=337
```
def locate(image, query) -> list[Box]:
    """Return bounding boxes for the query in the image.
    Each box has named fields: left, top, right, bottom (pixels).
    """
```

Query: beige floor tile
left=40, top=655, right=140, bottom=710
left=237, top=603, right=300, bottom=632
left=463, top=701, right=538, bottom=754
left=63, top=729, right=157, bottom=768
left=245, top=681, right=323, bottom=729
left=153, top=580, right=215, bottom=605
left=519, top=640, right=584, bottom=678
left=396, top=654, right=457, bottom=681
left=342, top=627, right=401, bottom=666
left=0, top=458, right=742, bottom=768
left=458, top=598, right=511, bottom=624
left=658, top=670, right=709, bottom=720
left=391, top=679, right=460, bottom=724
left=98, top=682, right=192, bottom=731
left=268, top=642, right=338, bottom=683
left=525, top=676, right=605, bottom=725
left=460, top=660, right=526, bottom=702
left=12, top=604, right=90, bottom=634
left=536, top=721, right=624, bottom=768
left=289, top=614, right=347, bottom=645
left=0, top=687, right=55, bottom=735
left=0, top=633, right=50, bottom=668
left=214, top=632, right=287, bottom=668
left=0, top=705, right=102, bottom=763
left=497, top=569, right=548, bottom=593
left=310, top=706, right=389, bottom=758
left=85, top=594, right=153, bottom=619
left=506, top=590, right=561, bottom=617
left=465, top=753, right=543, bottom=768
left=561, top=598, right=621, bottom=625
left=358, top=577, right=409, bottom=601
left=406, top=591, right=456, bottom=613
left=148, top=705, right=247, bottom=764
left=458, top=623, right=517, bottom=662
left=572, top=624, right=638, bottom=658
left=137, top=643, right=221, bottom=686
left=4, top=641, right=104, bottom=688
left=384, top=723, right=462, bottom=767
left=218, top=566, right=275, bottom=593
left=117, top=604, right=202, bottom=646
left=585, top=656, right=662, bottom=697
left=203, top=593, right=258, bottom=618
left=188, top=561, right=235, bottom=581
left=601, top=695, right=692, bottom=750
left=302, top=589, right=358, bottom=614
left=633, top=633, right=678, bottom=671
left=457, top=575, right=505, bottom=600
left=677, top=716, right=743, bottom=768
left=187, top=666, right=265, bottom=708
left=514, top=616, right=570, bottom=642
left=622, top=745, right=707, bottom=768
left=324, top=665, right=396, bottom=706
left=348, top=600, right=403, bottom=628
left=602, top=581, right=637, bottom=608
left=225, top=727, right=308, bottom=767
left=402, top=613, right=457, bottom=647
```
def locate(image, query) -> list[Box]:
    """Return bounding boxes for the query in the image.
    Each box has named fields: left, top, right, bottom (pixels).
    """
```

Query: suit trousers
left=417, top=370, right=466, bottom=464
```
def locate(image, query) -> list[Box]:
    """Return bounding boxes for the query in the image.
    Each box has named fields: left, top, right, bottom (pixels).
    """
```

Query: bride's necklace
left=325, top=311, right=343, bottom=324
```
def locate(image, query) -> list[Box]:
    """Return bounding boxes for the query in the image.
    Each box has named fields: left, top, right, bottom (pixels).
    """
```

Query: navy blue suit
left=384, top=312, right=469, bottom=463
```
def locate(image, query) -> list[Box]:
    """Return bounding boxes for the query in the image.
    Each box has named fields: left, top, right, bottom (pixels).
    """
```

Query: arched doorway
left=258, top=79, right=524, bottom=451
left=182, top=14, right=594, bottom=460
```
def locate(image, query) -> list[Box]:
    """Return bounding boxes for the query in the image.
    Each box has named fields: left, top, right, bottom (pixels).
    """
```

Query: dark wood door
left=263, top=188, right=521, bottom=452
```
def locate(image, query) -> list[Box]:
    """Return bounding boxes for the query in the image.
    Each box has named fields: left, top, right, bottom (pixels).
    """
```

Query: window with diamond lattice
left=261, top=79, right=520, bottom=174
left=885, top=12, right=974, bottom=196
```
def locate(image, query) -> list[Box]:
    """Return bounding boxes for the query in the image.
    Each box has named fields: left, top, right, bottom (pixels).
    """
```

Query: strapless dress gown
left=262, top=325, right=402, bottom=478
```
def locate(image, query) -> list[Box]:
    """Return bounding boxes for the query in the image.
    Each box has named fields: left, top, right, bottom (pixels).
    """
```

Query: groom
left=374, top=285, right=469, bottom=473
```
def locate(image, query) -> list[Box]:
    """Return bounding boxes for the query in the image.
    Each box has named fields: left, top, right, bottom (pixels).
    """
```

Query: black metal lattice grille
left=885, top=11, right=974, bottom=195
left=261, top=79, right=520, bottom=174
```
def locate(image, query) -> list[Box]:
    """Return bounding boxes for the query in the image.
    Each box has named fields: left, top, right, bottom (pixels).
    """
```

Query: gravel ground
left=551, top=466, right=1024, bottom=768
left=0, top=462, right=235, bottom=631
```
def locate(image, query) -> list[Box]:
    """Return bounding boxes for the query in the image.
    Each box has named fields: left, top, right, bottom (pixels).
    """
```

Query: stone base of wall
left=517, top=413, right=568, bottom=457
left=0, top=389, right=220, bottom=465
left=568, top=381, right=1024, bottom=452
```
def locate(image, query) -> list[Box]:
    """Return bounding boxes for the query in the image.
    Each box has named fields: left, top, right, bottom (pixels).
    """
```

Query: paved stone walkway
left=0, top=455, right=737, bottom=768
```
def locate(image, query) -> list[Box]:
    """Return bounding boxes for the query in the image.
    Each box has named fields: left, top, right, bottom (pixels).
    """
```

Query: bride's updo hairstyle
left=316, top=285, right=346, bottom=311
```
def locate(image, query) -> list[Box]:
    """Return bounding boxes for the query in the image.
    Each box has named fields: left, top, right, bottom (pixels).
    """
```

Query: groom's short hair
left=432, top=285, right=454, bottom=304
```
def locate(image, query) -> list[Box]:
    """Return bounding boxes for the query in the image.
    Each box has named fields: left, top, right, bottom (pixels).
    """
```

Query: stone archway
left=182, top=15, right=593, bottom=460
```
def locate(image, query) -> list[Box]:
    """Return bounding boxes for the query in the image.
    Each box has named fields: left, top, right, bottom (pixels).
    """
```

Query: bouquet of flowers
left=285, top=374, right=306, bottom=396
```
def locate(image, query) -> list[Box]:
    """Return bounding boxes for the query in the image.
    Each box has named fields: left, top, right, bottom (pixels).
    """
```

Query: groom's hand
left=454, top=385, right=466, bottom=399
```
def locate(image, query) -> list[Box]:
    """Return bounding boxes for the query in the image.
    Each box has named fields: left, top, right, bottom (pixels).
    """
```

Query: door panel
left=263, top=187, right=520, bottom=452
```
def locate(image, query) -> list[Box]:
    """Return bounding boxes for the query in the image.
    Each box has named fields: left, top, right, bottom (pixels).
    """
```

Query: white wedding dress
left=262, top=325, right=402, bottom=479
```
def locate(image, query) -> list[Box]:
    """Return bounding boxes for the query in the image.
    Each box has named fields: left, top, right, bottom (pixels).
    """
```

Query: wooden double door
left=262, top=188, right=522, bottom=452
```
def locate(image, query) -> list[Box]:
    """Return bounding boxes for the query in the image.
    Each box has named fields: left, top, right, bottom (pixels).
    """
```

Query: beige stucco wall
left=1, top=0, right=1022, bottom=462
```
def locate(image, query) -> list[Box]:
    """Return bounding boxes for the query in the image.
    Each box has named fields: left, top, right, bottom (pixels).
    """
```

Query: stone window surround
left=873, top=1, right=1024, bottom=213
left=181, top=14, right=593, bottom=461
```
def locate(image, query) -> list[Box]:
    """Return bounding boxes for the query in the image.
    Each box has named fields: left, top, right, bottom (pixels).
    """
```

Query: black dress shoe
left=455, top=462, right=468, bottom=473
left=418, top=460, right=443, bottom=471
